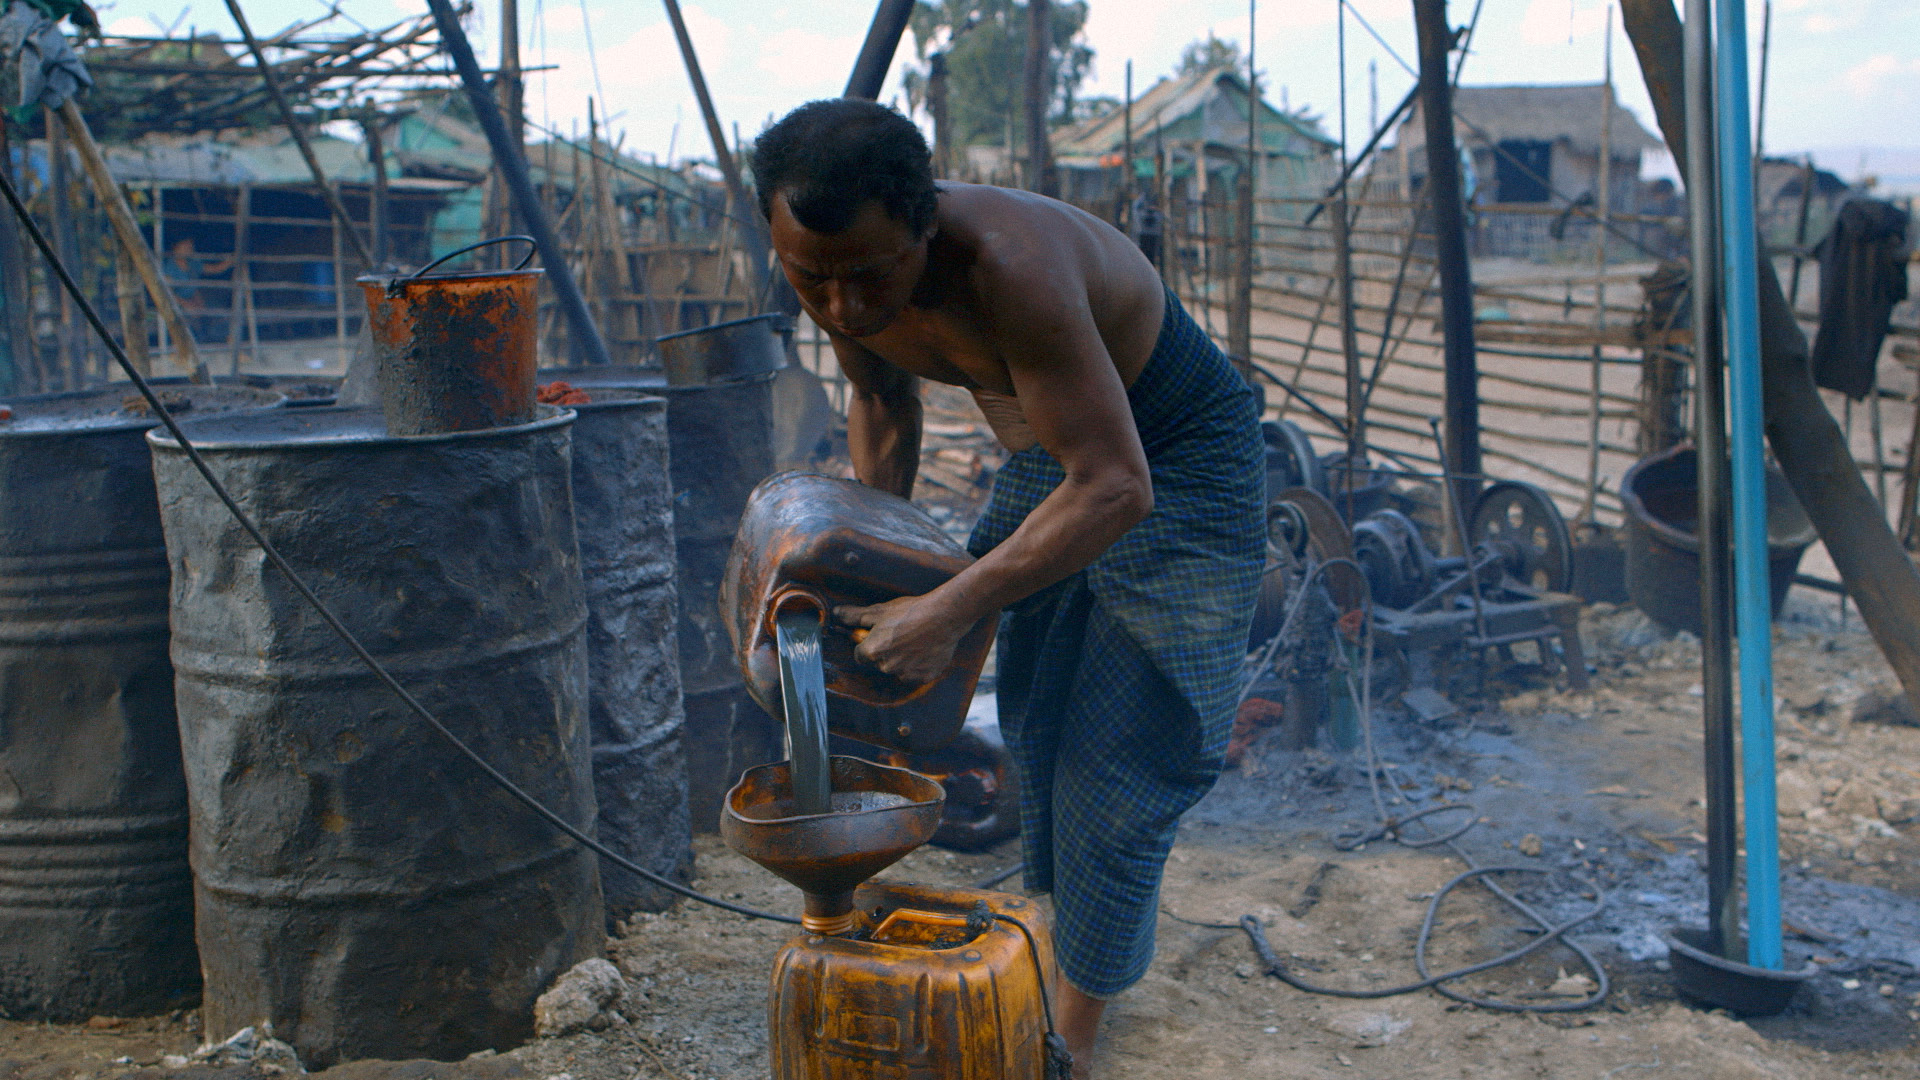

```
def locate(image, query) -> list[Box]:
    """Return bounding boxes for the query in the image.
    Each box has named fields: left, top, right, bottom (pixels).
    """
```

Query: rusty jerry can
left=722, top=759, right=1056, bottom=1080
left=720, top=471, right=995, bottom=755
left=720, top=476, right=1059, bottom=1079
left=769, top=880, right=1054, bottom=1080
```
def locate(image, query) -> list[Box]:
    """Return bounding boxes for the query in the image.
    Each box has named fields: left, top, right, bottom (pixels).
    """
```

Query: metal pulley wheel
left=1468, top=481, right=1574, bottom=593
left=1351, top=509, right=1435, bottom=610
left=1248, top=488, right=1363, bottom=647
left=1267, top=499, right=1312, bottom=561
left=1262, top=420, right=1327, bottom=498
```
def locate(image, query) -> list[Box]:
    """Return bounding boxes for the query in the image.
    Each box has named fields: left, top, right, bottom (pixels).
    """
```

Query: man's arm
left=842, top=250, right=1153, bottom=683
left=929, top=261, right=1151, bottom=617
left=834, top=332, right=922, bottom=499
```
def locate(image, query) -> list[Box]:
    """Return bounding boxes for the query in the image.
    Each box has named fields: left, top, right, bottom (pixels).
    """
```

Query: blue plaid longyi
left=969, top=289, right=1265, bottom=998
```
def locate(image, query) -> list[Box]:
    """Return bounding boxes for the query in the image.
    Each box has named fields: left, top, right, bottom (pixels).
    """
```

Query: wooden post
left=56, top=101, right=201, bottom=376
left=361, top=111, right=390, bottom=267
left=228, top=185, right=252, bottom=374
left=1636, top=261, right=1690, bottom=454
left=1584, top=16, right=1616, bottom=523
left=332, top=212, right=348, bottom=368
left=1121, top=60, right=1133, bottom=229
left=929, top=51, right=951, bottom=180
left=113, top=235, right=152, bottom=375
left=1229, top=14, right=1256, bottom=374
left=660, top=0, right=769, bottom=303
left=1412, top=0, right=1482, bottom=513
left=45, top=108, right=79, bottom=389
left=1023, top=0, right=1056, bottom=197
left=1230, top=169, right=1254, bottom=361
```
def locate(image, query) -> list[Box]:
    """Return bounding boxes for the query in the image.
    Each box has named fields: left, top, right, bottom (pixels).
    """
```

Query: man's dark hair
left=751, top=99, right=938, bottom=236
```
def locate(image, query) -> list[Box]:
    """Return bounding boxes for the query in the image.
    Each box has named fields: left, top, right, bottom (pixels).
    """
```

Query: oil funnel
left=721, top=757, right=944, bottom=935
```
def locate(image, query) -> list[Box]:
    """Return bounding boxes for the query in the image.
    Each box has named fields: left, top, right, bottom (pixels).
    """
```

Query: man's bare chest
left=858, top=308, right=1016, bottom=396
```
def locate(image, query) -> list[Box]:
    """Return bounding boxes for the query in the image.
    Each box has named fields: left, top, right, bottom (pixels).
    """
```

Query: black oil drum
left=567, top=389, right=690, bottom=919
left=0, top=384, right=281, bottom=1020
left=541, top=366, right=781, bottom=832
left=149, top=406, right=602, bottom=1066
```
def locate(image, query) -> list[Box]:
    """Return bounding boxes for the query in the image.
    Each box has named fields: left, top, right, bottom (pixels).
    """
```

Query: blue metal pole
left=1713, top=0, right=1782, bottom=970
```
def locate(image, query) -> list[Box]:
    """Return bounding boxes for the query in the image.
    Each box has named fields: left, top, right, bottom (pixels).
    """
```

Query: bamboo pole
left=1584, top=12, right=1616, bottom=523
left=113, top=236, right=151, bottom=375
left=57, top=101, right=202, bottom=378
left=226, top=184, right=250, bottom=374
left=45, top=108, right=79, bottom=388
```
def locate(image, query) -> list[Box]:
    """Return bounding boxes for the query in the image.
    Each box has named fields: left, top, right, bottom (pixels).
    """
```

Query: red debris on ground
left=1227, top=697, right=1285, bottom=767
left=536, top=381, right=591, bottom=406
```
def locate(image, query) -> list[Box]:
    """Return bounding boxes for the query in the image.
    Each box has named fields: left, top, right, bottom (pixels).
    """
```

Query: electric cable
left=974, top=861, right=1025, bottom=890
left=1224, top=556, right=1610, bottom=1011
left=0, top=165, right=802, bottom=929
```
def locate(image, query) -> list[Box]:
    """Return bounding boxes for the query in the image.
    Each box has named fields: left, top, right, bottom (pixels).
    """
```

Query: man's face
left=768, top=194, right=927, bottom=339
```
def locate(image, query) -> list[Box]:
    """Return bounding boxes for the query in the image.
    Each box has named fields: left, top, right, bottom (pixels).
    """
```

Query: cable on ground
left=1228, top=555, right=1610, bottom=1012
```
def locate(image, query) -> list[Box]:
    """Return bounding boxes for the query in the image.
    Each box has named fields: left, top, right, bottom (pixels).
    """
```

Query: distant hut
left=1045, top=64, right=1338, bottom=287
left=1049, top=64, right=1338, bottom=217
left=1379, top=83, right=1662, bottom=259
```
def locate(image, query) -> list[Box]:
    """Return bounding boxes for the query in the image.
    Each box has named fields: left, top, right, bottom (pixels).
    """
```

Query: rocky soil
left=8, top=591, right=1920, bottom=1079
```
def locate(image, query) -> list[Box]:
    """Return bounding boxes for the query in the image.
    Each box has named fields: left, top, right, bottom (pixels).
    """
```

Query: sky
left=99, top=0, right=1920, bottom=192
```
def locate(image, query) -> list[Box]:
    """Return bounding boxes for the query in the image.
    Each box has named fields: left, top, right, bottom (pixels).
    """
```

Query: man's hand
left=835, top=594, right=967, bottom=686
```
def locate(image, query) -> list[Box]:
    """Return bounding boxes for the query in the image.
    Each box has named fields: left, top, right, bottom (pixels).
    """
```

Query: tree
left=1176, top=34, right=1242, bottom=77
left=901, top=0, right=1093, bottom=151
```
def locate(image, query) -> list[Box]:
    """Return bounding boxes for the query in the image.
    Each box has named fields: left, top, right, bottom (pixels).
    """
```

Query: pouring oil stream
left=775, top=609, right=832, bottom=815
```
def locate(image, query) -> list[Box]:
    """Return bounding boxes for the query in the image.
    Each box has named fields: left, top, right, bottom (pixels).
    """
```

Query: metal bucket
left=566, top=388, right=691, bottom=919
left=359, top=260, right=542, bottom=436
left=542, top=366, right=782, bottom=831
left=149, top=406, right=602, bottom=1065
left=0, top=384, right=282, bottom=1020
left=1621, top=442, right=1818, bottom=635
left=655, top=313, right=789, bottom=388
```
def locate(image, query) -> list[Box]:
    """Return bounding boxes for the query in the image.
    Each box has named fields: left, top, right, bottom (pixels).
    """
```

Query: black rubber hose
left=0, top=166, right=801, bottom=928
left=1241, top=862, right=1605, bottom=1005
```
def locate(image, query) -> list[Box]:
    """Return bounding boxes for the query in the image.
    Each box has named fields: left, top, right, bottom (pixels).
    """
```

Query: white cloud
left=1843, top=53, right=1920, bottom=98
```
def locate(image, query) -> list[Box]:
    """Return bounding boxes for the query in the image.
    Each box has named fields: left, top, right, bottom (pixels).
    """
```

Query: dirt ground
left=7, top=592, right=1920, bottom=1080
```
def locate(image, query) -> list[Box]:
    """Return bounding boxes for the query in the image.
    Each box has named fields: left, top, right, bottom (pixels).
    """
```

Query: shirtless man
left=751, top=99, right=1264, bottom=1077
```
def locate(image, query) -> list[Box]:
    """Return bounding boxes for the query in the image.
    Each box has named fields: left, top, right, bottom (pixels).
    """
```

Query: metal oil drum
left=721, top=472, right=995, bottom=755
left=539, top=364, right=782, bottom=830
left=0, top=383, right=282, bottom=1020
left=564, top=387, right=690, bottom=919
left=768, top=880, right=1054, bottom=1080
left=148, top=406, right=602, bottom=1066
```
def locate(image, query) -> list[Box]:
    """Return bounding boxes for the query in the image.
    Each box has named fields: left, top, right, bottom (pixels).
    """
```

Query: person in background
left=163, top=236, right=233, bottom=342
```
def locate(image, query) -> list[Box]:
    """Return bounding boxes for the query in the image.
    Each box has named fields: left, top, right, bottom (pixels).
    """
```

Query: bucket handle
left=410, top=235, right=538, bottom=279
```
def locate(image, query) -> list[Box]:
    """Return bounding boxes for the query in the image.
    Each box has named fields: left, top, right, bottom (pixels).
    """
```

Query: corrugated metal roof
left=101, top=129, right=390, bottom=186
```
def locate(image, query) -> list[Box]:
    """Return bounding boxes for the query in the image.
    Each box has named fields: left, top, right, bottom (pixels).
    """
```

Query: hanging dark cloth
left=1810, top=197, right=1911, bottom=401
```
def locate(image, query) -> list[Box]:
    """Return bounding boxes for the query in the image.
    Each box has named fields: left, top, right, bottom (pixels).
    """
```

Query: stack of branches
left=73, top=7, right=457, bottom=139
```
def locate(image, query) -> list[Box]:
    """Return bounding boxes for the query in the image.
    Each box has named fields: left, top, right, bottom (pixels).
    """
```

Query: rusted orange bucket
left=359, top=238, right=542, bottom=436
